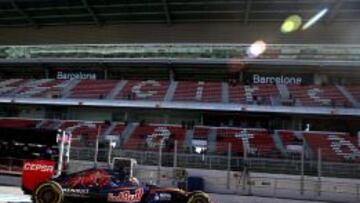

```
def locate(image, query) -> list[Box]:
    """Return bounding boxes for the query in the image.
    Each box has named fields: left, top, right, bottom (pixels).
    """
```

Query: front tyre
left=33, top=181, right=64, bottom=203
left=187, top=192, right=210, bottom=203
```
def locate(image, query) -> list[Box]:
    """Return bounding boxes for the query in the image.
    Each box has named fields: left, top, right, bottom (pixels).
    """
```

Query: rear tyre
left=33, top=181, right=63, bottom=203
left=187, top=192, right=210, bottom=203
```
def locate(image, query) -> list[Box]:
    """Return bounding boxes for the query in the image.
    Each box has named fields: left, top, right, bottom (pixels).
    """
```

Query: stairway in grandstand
left=276, top=83, right=290, bottom=102
left=62, top=80, right=81, bottom=98
left=185, top=128, right=194, bottom=149
left=102, top=122, right=118, bottom=136
left=121, top=123, right=138, bottom=143
left=107, top=80, right=127, bottom=100
left=221, top=82, right=229, bottom=103
left=336, top=85, right=360, bottom=107
left=164, top=81, right=178, bottom=101
left=273, top=130, right=287, bottom=155
left=207, top=128, right=218, bottom=153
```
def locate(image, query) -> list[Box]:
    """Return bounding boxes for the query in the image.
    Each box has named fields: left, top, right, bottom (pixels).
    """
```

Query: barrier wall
left=68, top=160, right=360, bottom=203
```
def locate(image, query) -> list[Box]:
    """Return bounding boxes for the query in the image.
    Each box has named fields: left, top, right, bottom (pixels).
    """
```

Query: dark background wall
left=0, top=22, right=358, bottom=45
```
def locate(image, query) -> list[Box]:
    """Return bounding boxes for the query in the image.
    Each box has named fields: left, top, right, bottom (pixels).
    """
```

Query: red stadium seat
left=69, top=80, right=117, bottom=99
left=288, top=85, right=349, bottom=107
left=228, top=84, right=279, bottom=105
left=173, top=81, right=221, bottom=102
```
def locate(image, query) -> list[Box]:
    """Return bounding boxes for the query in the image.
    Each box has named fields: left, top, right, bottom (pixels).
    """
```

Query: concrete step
left=208, top=128, right=217, bottom=153
left=107, top=80, right=127, bottom=99
left=120, top=123, right=138, bottom=144
left=185, top=129, right=194, bottom=149
left=276, top=83, right=290, bottom=99
left=164, top=81, right=178, bottom=101
left=62, top=80, right=81, bottom=98
left=336, top=85, right=359, bottom=107
left=221, top=82, right=229, bottom=103
left=102, top=122, right=118, bottom=136
left=273, top=130, right=287, bottom=156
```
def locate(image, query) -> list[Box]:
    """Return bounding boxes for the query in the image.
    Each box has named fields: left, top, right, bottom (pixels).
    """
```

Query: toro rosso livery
left=20, top=130, right=211, bottom=203
left=22, top=159, right=211, bottom=203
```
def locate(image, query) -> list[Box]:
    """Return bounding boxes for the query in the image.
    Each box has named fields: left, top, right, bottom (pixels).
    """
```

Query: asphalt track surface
left=0, top=186, right=327, bottom=203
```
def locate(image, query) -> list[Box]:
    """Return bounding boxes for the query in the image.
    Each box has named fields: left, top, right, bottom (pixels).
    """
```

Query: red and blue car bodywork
left=22, top=160, right=211, bottom=203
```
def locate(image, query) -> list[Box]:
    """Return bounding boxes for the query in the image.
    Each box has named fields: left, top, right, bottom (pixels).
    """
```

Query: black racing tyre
left=187, top=192, right=210, bottom=203
left=33, top=181, right=64, bottom=203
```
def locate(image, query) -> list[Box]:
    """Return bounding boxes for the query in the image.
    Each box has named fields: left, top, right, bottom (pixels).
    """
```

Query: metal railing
left=1, top=43, right=360, bottom=64
left=0, top=157, right=24, bottom=175
left=69, top=140, right=360, bottom=179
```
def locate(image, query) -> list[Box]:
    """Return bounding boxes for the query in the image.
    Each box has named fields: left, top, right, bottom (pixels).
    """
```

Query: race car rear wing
left=22, top=130, right=71, bottom=193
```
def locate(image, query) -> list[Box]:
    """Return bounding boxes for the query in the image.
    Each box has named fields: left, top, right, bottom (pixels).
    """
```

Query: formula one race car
left=23, top=155, right=211, bottom=203
left=20, top=129, right=211, bottom=203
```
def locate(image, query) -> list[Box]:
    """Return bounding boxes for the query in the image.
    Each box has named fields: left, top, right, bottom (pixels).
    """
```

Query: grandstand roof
left=0, top=0, right=357, bottom=27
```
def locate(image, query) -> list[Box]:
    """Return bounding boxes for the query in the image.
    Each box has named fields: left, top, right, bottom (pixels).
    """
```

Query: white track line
left=0, top=186, right=31, bottom=203
left=0, top=193, right=31, bottom=202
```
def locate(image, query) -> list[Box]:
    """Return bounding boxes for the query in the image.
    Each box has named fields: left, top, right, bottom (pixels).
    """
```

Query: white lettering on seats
left=307, top=88, right=331, bottom=105
left=235, top=130, right=255, bottom=154
left=146, top=127, right=171, bottom=148
left=328, top=135, right=360, bottom=160
left=132, top=80, right=160, bottom=99
left=14, top=79, right=66, bottom=97
left=244, top=86, right=258, bottom=103
left=0, top=79, right=23, bottom=96
left=195, top=82, right=205, bottom=101
left=23, top=163, right=54, bottom=173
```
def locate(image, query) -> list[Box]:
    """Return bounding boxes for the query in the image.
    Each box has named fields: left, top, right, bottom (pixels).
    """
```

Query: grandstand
left=0, top=117, right=358, bottom=163
left=0, top=0, right=360, bottom=202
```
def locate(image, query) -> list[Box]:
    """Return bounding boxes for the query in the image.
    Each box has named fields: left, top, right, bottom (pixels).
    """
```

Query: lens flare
left=281, top=15, right=302, bottom=33
left=302, top=8, right=329, bottom=30
left=247, top=40, right=267, bottom=58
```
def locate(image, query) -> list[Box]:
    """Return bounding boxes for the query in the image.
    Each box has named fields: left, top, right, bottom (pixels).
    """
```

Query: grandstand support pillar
left=169, top=67, right=175, bottom=81
left=317, top=148, right=322, bottom=196
left=209, top=156, right=212, bottom=169
left=239, top=71, right=243, bottom=83
left=300, top=142, right=305, bottom=195
left=45, top=67, right=49, bottom=79
left=107, top=139, right=113, bottom=167
left=227, top=143, right=232, bottom=190
left=104, top=67, right=108, bottom=80
left=173, top=140, right=178, bottom=168
left=164, top=114, right=169, bottom=124
left=124, top=111, right=128, bottom=122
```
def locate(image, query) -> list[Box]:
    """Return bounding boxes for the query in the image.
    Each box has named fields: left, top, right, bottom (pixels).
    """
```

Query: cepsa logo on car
left=23, top=163, right=54, bottom=173
left=108, top=188, right=144, bottom=202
